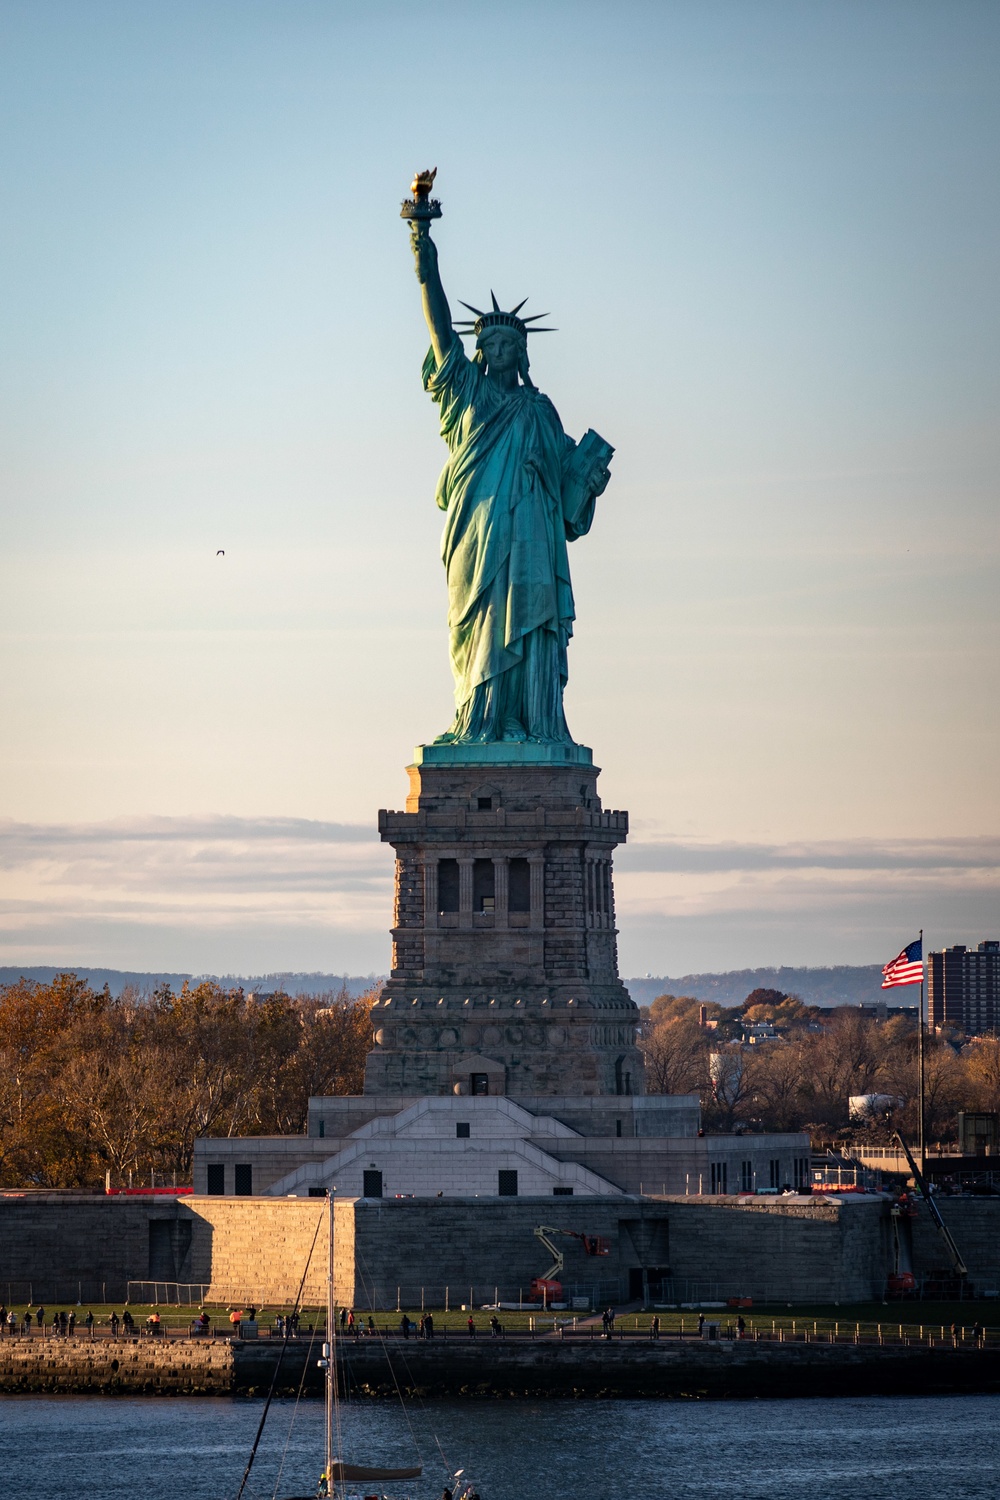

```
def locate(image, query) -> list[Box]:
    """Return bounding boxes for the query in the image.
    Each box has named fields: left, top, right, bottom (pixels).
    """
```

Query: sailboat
left=236, top=1190, right=481, bottom=1500
left=311, top=1187, right=421, bottom=1499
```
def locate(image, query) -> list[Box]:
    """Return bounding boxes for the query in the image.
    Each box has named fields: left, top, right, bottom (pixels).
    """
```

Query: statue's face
left=479, top=328, right=522, bottom=373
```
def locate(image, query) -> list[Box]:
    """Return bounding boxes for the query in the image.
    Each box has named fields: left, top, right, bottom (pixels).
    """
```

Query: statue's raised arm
left=409, top=223, right=454, bottom=368
left=401, top=170, right=454, bottom=367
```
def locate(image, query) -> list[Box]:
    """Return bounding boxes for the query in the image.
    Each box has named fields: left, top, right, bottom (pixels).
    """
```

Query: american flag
left=881, top=937, right=923, bottom=989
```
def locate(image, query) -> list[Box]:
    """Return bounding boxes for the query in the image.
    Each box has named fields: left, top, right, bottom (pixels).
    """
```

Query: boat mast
left=327, top=1188, right=335, bottom=1495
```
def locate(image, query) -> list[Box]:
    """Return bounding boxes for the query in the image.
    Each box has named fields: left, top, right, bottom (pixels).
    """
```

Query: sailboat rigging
left=256, top=1189, right=479, bottom=1500
left=233, top=1189, right=480, bottom=1500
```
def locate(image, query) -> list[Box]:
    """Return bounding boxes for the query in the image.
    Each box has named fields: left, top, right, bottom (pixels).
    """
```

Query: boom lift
left=530, top=1225, right=610, bottom=1303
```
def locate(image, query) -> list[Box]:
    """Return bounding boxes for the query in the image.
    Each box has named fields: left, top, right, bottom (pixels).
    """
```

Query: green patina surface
left=407, top=185, right=612, bottom=750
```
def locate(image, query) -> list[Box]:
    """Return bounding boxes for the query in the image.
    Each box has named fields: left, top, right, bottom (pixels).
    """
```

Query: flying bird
left=217, top=549, right=225, bottom=556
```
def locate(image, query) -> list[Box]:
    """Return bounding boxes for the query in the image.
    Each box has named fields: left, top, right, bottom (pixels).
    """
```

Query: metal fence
left=126, top=1282, right=212, bottom=1306
left=1, top=1280, right=121, bottom=1307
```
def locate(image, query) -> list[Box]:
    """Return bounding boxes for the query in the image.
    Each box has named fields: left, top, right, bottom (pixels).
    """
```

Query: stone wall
left=332, top=1335, right=1000, bottom=1400
left=0, top=1195, right=186, bottom=1303
left=0, top=1335, right=235, bottom=1393
left=6, top=1192, right=1000, bottom=1310
left=347, top=1195, right=888, bottom=1308
left=661, top=1196, right=889, bottom=1302
left=348, top=1196, right=669, bottom=1308
left=185, top=1196, right=350, bottom=1306
left=911, top=1198, right=1000, bottom=1290
left=4, top=1332, right=998, bottom=1399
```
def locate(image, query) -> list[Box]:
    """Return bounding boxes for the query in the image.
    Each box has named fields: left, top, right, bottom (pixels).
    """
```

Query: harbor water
left=0, top=1392, right=998, bottom=1499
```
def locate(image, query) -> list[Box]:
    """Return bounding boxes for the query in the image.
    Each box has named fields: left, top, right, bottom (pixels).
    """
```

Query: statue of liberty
left=405, top=173, right=613, bottom=748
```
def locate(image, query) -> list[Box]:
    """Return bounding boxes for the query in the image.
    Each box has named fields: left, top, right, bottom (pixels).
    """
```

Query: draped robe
left=423, top=337, right=596, bottom=744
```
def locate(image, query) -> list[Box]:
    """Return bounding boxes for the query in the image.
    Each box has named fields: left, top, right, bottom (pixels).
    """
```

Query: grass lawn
left=9, top=1299, right=996, bottom=1340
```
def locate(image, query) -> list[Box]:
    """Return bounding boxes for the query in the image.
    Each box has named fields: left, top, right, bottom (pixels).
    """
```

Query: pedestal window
left=509, top=858, right=531, bottom=912
left=438, top=859, right=460, bottom=912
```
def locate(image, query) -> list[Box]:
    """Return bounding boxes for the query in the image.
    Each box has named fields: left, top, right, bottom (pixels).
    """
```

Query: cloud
left=0, top=817, right=393, bottom=964
left=0, top=818, right=997, bottom=974
left=0, top=814, right=372, bottom=851
left=616, top=835, right=1000, bottom=875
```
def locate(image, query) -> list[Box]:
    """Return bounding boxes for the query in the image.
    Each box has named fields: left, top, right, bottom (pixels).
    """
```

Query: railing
left=2, top=1280, right=119, bottom=1306
left=3, top=1315, right=996, bottom=1350
left=126, top=1282, right=211, bottom=1306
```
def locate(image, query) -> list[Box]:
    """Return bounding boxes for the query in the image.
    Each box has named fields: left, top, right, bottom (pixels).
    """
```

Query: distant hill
left=0, top=967, right=382, bottom=999
left=2, top=963, right=884, bottom=1009
left=624, top=966, right=885, bottom=1009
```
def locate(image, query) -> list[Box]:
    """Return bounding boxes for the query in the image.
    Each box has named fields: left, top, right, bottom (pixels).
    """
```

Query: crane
left=893, top=1131, right=969, bottom=1292
left=530, top=1225, right=610, bottom=1304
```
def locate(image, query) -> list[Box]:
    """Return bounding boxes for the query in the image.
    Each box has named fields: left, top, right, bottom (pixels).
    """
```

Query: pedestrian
left=85, top=1311, right=94, bottom=1338
left=367, top=1315, right=375, bottom=1336
left=59, top=1310, right=68, bottom=1336
left=649, top=1315, right=660, bottom=1341
left=339, top=1307, right=347, bottom=1330
left=425, top=1312, right=434, bottom=1340
left=23, top=1310, right=32, bottom=1336
left=275, top=1313, right=285, bottom=1337
left=6, top=1310, right=15, bottom=1336
left=110, top=1311, right=119, bottom=1338
left=697, top=1313, right=705, bottom=1336
left=400, top=1314, right=411, bottom=1340
left=290, top=1311, right=300, bottom=1336
left=601, top=1309, right=609, bottom=1337
left=737, top=1316, right=746, bottom=1339
left=36, top=1304, right=45, bottom=1330
left=489, top=1315, right=500, bottom=1339
left=418, top=1314, right=426, bottom=1339
left=68, top=1311, right=76, bottom=1338
left=122, top=1309, right=134, bottom=1335
left=467, top=1315, right=476, bottom=1339
left=0, top=1304, right=5, bottom=1331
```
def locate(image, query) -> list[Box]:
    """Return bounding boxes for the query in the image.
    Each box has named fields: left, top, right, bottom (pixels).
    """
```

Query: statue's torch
left=400, top=168, right=442, bottom=226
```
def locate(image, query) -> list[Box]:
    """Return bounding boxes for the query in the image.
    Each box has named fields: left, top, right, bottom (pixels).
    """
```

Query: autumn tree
left=0, top=974, right=379, bottom=1188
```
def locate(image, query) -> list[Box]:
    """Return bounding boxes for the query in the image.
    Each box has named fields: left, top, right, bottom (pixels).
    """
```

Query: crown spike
left=457, top=295, right=558, bottom=340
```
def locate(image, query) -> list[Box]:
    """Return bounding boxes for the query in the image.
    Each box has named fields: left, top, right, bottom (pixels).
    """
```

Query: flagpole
left=918, top=927, right=926, bottom=1179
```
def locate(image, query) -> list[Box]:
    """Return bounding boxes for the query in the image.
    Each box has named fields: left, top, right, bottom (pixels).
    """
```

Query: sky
left=0, top=0, right=998, bottom=978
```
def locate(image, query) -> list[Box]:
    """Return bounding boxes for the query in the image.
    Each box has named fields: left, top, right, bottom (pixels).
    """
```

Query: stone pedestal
left=366, top=743, right=643, bottom=1098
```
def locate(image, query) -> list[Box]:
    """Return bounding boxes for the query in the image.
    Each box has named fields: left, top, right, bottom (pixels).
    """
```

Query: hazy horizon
left=1, top=1, right=997, bottom=975
left=0, top=961, right=889, bottom=1009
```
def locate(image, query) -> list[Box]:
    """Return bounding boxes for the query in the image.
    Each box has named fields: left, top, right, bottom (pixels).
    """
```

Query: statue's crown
left=455, top=293, right=555, bottom=340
